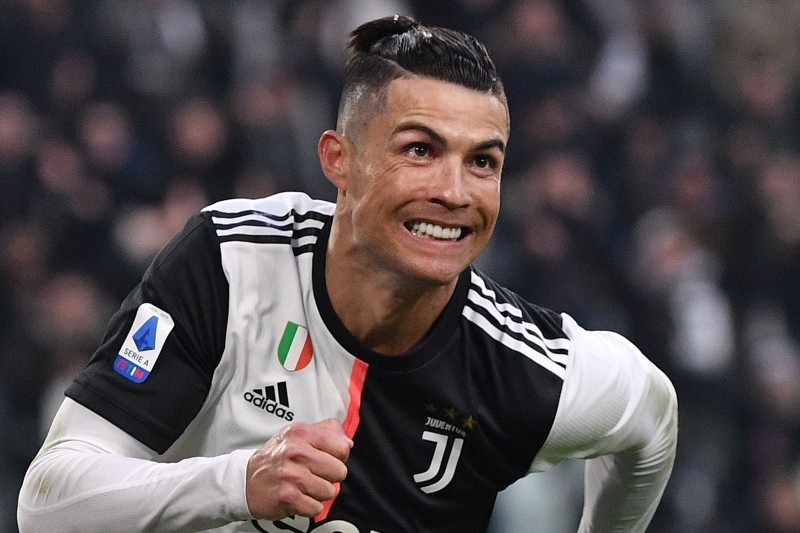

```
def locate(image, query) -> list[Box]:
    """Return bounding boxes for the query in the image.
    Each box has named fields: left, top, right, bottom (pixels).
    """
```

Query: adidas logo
left=243, top=382, right=295, bottom=421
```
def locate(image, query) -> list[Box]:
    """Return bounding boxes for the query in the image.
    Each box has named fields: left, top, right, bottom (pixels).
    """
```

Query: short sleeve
left=66, top=212, right=229, bottom=453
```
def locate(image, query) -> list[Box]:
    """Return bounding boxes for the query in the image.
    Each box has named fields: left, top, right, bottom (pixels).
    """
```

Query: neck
left=325, top=240, right=458, bottom=357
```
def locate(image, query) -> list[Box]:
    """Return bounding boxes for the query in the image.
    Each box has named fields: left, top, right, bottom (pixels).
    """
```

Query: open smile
left=405, top=220, right=467, bottom=241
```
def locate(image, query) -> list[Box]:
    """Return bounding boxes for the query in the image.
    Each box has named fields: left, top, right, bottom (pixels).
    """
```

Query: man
left=18, top=15, right=677, bottom=532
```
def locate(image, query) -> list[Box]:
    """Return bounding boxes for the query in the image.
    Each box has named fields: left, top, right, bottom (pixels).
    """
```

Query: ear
left=318, top=130, right=351, bottom=191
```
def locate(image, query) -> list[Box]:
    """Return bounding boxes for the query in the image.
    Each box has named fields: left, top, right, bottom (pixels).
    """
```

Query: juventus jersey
left=57, top=192, right=674, bottom=533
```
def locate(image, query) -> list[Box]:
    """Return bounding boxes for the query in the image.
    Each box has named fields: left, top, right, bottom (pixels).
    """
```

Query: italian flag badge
left=278, top=321, right=313, bottom=371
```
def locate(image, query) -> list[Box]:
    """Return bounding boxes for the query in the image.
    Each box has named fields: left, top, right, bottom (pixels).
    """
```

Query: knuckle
left=274, top=484, right=304, bottom=513
left=321, top=482, right=338, bottom=501
left=335, top=463, right=348, bottom=482
left=284, top=421, right=311, bottom=438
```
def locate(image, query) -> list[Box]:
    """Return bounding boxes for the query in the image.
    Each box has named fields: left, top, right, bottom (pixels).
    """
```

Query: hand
left=245, top=418, right=353, bottom=520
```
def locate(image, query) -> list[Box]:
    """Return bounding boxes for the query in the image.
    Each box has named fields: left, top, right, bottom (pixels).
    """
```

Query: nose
left=431, top=156, right=470, bottom=208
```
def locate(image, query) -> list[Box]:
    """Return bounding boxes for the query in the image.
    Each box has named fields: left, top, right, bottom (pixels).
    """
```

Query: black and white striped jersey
left=63, top=191, right=674, bottom=533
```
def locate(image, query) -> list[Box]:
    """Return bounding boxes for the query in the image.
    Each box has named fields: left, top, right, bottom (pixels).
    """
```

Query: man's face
left=337, top=76, right=509, bottom=288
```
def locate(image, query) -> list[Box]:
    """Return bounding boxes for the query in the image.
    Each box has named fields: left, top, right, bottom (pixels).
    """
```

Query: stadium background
left=2, top=1, right=800, bottom=531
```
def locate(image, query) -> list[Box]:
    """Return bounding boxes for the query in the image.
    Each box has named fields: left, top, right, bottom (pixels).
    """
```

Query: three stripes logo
left=244, top=382, right=294, bottom=421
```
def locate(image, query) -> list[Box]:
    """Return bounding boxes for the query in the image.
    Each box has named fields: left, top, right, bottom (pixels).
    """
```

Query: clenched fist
left=245, top=418, right=353, bottom=520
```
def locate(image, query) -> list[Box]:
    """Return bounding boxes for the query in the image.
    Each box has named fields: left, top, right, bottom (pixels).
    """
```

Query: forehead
left=376, top=76, right=509, bottom=143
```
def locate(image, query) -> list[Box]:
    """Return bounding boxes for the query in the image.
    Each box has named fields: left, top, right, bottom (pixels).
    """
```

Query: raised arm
left=531, top=314, right=678, bottom=533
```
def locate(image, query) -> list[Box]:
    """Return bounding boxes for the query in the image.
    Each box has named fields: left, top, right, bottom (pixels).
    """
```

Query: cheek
left=475, top=180, right=501, bottom=216
left=351, top=154, right=398, bottom=195
left=349, top=176, right=397, bottom=231
left=364, top=165, right=423, bottom=207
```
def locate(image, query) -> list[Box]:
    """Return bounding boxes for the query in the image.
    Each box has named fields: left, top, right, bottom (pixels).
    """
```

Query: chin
left=383, top=243, right=474, bottom=287
left=404, top=262, right=465, bottom=288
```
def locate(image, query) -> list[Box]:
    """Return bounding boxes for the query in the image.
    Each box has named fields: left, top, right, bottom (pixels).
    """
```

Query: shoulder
left=533, top=312, right=677, bottom=468
left=556, top=313, right=675, bottom=421
left=463, top=268, right=570, bottom=380
left=559, top=313, right=665, bottom=385
left=466, top=270, right=565, bottom=335
left=199, top=192, right=334, bottom=250
left=201, top=192, right=335, bottom=221
left=461, top=269, right=663, bottom=388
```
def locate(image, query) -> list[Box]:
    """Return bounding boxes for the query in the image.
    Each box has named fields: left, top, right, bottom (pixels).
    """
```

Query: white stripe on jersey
left=464, top=271, right=569, bottom=379
left=469, top=273, right=571, bottom=354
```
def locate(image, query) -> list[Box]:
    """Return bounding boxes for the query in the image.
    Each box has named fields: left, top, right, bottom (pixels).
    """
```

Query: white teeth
left=411, top=222, right=462, bottom=241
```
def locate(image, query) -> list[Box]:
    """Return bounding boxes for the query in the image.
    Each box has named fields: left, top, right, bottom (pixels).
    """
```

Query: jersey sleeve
left=66, top=211, right=229, bottom=453
left=530, top=313, right=678, bottom=533
left=18, top=398, right=254, bottom=532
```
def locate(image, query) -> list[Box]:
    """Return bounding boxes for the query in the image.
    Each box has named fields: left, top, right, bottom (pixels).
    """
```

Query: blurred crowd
left=2, top=0, right=800, bottom=531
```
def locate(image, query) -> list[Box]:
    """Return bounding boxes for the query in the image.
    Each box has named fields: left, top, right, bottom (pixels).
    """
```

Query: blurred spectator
left=580, top=0, right=649, bottom=121
left=26, top=137, right=136, bottom=297
left=76, top=100, right=167, bottom=205
left=631, top=207, right=735, bottom=379
left=225, top=0, right=282, bottom=85
left=31, top=272, right=117, bottom=433
left=409, top=0, right=508, bottom=41
left=0, top=92, right=39, bottom=227
left=0, top=268, right=114, bottom=533
left=164, top=97, right=239, bottom=201
left=487, top=0, right=596, bottom=173
left=0, top=222, right=49, bottom=533
left=0, top=0, right=98, bottom=110
left=487, top=460, right=583, bottom=533
left=730, top=152, right=800, bottom=532
left=497, top=150, right=631, bottom=334
left=630, top=207, right=742, bottom=532
left=0, top=223, right=51, bottom=351
left=315, top=0, right=412, bottom=71
left=92, top=0, right=230, bottom=124
left=113, top=177, right=209, bottom=273
left=228, top=73, right=335, bottom=201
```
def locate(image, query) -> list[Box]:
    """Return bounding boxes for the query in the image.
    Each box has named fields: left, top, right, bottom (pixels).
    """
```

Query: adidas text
left=244, top=384, right=295, bottom=422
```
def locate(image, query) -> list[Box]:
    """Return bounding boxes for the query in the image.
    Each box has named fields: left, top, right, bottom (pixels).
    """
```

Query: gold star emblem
left=462, top=416, right=477, bottom=430
left=444, top=407, right=458, bottom=420
left=424, top=403, right=437, bottom=413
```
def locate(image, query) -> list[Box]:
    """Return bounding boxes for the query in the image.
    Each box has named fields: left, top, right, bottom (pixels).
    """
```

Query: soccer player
left=18, top=15, right=677, bottom=533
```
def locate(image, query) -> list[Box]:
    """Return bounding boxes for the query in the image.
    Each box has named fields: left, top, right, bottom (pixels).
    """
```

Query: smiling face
left=320, top=76, right=509, bottom=290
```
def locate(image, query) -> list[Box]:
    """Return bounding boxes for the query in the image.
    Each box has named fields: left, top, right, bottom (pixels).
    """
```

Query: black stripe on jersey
left=209, top=209, right=328, bottom=228
left=464, top=270, right=570, bottom=379
left=292, top=243, right=316, bottom=256
left=214, top=219, right=294, bottom=232
left=209, top=208, right=331, bottom=255
left=209, top=208, right=293, bottom=221
left=210, top=208, right=329, bottom=224
left=216, top=226, right=326, bottom=245
left=217, top=234, right=292, bottom=245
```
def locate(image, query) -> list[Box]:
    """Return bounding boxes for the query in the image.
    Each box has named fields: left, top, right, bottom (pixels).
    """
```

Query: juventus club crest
left=414, top=403, right=476, bottom=494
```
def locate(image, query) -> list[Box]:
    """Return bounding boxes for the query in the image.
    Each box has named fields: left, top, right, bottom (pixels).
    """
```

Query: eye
left=407, top=143, right=430, bottom=158
left=473, top=154, right=496, bottom=170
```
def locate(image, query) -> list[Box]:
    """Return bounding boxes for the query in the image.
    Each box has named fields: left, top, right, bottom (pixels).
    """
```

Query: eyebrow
left=474, top=138, right=506, bottom=154
left=393, top=122, right=506, bottom=154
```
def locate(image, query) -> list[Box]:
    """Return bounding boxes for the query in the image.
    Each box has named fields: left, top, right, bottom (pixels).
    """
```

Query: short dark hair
left=337, top=15, right=507, bottom=135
